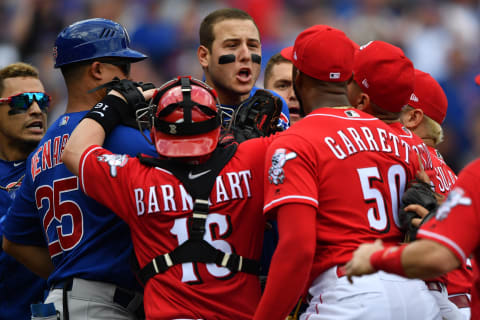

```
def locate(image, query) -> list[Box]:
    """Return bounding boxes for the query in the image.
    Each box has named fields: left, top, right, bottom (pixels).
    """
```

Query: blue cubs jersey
left=0, top=159, right=47, bottom=320
left=221, top=86, right=290, bottom=130
left=3, top=111, right=157, bottom=290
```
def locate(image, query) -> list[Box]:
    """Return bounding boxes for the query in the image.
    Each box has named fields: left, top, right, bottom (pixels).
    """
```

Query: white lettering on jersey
left=148, top=186, right=160, bottom=214
left=238, top=170, right=252, bottom=197
left=216, top=176, right=230, bottom=203
left=338, top=130, right=357, bottom=155
left=388, top=132, right=401, bottom=157
left=324, top=126, right=411, bottom=163
left=161, top=185, right=176, bottom=211
left=400, top=139, right=411, bottom=164
left=179, top=184, right=193, bottom=211
left=325, top=137, right=347, bottom=159
left=135, top=188, right=145, bottom=216
left=377, top=128, right=392, bottom=153
left=132, top=170, right=254, bottom=215
left=227, top=172, right=243, bottom=199
left=360, top=127, right=380, bottom=151
left=347, top=127, right=367, bottom=151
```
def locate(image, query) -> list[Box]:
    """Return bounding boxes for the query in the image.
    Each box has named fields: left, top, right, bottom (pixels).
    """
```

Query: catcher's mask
left=144, top=76, right=221, bottom=158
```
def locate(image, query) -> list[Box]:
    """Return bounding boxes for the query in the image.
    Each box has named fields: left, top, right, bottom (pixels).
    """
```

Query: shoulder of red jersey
left=305, top=107, right=379, bottom=122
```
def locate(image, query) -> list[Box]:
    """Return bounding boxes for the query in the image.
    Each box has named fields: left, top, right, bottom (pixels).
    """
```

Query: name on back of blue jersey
left=31, top=134, right=70, bottom=181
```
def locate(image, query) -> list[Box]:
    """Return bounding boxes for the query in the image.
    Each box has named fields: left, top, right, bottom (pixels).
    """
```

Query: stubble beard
left=209, top=73, right=252, bottom=105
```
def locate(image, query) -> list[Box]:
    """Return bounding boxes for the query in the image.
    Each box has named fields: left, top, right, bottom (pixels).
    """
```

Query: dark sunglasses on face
left=0, top=92, right=50, bottom=113
left=98, top=59, right=131, bottom=76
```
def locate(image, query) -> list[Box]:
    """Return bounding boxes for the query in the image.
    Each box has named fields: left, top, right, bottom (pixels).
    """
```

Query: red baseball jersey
left=418, top=158, right=480, bottom=317
left=426, top=146, right=457, bottom=196
left=78, top=138, right=270, bottom=320
left=264, top=107, right=420, bottom=284
left=388, top=122, right=433, bottom=171
left=425, top=146, right=472, bottom=296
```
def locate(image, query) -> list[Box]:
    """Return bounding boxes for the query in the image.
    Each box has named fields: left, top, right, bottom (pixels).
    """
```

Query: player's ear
left=89, top=61, right=103, bottom=81
left=354, top=92, right=370, bottom=112
left=409, top=108, right=424, bottom=129
left=197, top=45, right=210, bottom=68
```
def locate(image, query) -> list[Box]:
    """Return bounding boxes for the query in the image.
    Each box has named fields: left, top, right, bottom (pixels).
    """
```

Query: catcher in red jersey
left=62, top=76, right=275, bottom=320
left=253, top=25, right=440, bottom=320
left=400, top=69, right=472, bottom=319
left=346, top=158, right=480, bottom=320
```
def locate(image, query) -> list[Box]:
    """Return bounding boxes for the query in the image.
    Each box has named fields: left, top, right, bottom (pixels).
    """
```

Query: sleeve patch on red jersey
left=96, top=153, right=128, bottom=177
left=435, top=187, right=472, bottom=221
left=268, top=148, right=297, bottom=185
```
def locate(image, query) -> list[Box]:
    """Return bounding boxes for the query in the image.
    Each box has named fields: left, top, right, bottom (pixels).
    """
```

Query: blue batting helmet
left=53, top=18, right=147, bottom=68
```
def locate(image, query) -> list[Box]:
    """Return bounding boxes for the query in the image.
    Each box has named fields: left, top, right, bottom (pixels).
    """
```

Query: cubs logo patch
left=97, top=154, right=128, bottom=177
left=268, top=148, right=297, bottom=185
left=435, top=187, right=471, bottom=221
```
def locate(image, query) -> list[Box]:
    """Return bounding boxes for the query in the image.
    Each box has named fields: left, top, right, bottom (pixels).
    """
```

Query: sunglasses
left=0, top=92, right=50, bottom=112
left=98, top=59, right=131, bottom=76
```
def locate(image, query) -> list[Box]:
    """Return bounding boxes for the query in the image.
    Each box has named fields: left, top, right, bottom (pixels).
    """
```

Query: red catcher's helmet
left=150, top=76, right=221, bottom=157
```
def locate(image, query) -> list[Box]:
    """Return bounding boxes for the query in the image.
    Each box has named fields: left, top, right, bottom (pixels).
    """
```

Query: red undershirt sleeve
left=254, top=203, right=316, bottom=320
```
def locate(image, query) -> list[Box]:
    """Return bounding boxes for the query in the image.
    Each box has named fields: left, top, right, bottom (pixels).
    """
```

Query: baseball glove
left=399, top=181, right=438, bottom=242
left=89, top=77, right=155, bottom=128
left=228, top=89, right=283, bottom=143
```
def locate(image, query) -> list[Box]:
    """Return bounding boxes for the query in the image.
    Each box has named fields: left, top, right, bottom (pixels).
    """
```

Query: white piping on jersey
left=264, top=195, right=318, bottom=211
left=417, top=229, right=467, bottom=262
left=305, top=113, right=379, bottom=121
left=154, top=166, right=174, bottom=175
left=395, top=127, right=414, bottom=139
left=81, top=146, right=103, bottom=196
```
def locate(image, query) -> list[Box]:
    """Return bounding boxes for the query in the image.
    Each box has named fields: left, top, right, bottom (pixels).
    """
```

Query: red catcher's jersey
left=264, top=108, right=419, bottom=283
left=79, top=138, right=270, bottom=320
left=418, top=159, right=480, bottom=318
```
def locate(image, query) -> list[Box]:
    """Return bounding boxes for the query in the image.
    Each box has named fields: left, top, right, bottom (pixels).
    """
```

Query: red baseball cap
left=280, top=46, right=293, bottom=62
left=281, top=38, right=359, bottom=63
left=282, top=25, right=355, bottom=82
left=353, top=41, right=415, bottom=113
left=409, top=69, right=448, bottom=124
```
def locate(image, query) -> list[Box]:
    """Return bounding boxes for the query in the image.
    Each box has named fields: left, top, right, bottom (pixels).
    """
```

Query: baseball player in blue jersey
left=197, top=8, right=290, bottom=131
left=0, top=62, right=48, bottom=319
left=197, top=8, right=289, bottom=284
left=2, top=18, right=155, bottom=319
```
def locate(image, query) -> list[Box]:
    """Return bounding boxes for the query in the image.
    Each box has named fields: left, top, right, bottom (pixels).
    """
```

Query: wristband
left=83, top=95, right=127, bottom=135
left=370, top=245, right=407, bottom=277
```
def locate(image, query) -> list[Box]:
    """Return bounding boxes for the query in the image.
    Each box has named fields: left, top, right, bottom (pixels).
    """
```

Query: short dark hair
left=0, top=62, right=39, bottom=96
left=199, top=8, right=259, bottom=51
left=264, top=53, right=291, bottom=87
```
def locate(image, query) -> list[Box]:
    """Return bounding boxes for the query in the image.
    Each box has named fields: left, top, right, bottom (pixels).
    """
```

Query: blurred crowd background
left=1, top=0, right=479, bottom=173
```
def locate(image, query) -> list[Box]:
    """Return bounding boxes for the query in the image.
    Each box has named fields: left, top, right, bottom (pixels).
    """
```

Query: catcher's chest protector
left=135, top=144, right=259, bottom=285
